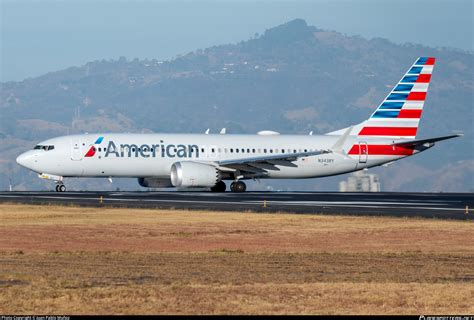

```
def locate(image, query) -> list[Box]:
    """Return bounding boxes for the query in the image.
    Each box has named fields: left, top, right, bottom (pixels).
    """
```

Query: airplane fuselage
left=16, top=133, right=416, bottom=180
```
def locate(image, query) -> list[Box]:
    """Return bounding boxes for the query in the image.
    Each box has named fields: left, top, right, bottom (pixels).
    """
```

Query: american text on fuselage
left=104, top=141, right=200, bottom=158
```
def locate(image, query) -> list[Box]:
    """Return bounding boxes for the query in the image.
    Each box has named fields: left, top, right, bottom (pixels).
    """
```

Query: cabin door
left=358, top=142, right=368, bottom=163
left=71, top=140, right=83, bottom=161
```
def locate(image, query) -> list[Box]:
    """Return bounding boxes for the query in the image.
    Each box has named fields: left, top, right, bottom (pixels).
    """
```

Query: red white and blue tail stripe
left=326, top=57, right=461, bottom=158
left=359, top=57, right=435, bottom=139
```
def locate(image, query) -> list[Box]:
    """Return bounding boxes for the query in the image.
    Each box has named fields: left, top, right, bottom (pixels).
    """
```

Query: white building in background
left=339, top=170, right=381, bottom=192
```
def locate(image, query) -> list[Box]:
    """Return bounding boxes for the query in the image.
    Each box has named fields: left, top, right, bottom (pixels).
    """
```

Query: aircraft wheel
left=211, top=181, right=226, bottom=192
left=58, top=184, right=66, bottom=192
left=55, top=185, right=59, bottom=192
left=232, top=181, right=246, bottom=193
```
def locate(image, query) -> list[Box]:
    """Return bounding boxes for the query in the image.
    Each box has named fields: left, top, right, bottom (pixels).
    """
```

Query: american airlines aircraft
left=16, top=57, right=461, bottom=192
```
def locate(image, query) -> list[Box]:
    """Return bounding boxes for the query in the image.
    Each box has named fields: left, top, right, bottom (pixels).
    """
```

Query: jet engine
left=137, top=177, right=173, bottom=188
left=170, top=161, right=221, bottom=188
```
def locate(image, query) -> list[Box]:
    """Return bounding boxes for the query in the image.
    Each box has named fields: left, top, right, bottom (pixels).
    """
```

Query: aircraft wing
left=391, top=134, right=462, bottom=148
left=216, top=150, right=330, bottom=174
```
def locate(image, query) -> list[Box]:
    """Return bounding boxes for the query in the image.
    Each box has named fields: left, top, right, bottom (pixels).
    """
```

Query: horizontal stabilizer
left=391, top=134, right=462, bottom=147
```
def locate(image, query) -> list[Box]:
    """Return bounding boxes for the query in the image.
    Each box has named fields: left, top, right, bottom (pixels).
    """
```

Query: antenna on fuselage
left=220, top=128, right=226, bottom=134
left=205, top=128, right=210, bottom=134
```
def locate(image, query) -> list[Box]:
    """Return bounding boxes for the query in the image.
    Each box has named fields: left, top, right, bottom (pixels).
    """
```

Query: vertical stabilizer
left=327, top=57, right=435, bottom=139
left=360, top=57, right=435, bottom=139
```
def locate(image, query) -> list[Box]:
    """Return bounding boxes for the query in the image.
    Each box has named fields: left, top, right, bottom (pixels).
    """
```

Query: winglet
left=331, top=126, right=353, bottom=152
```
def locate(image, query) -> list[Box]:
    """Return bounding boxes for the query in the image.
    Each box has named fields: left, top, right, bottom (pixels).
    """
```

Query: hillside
left=1, top=19, right=472, bottom=191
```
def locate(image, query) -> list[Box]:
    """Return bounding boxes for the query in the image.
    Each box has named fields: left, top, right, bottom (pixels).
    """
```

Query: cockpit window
left=34, top=145, right=55, bottom=151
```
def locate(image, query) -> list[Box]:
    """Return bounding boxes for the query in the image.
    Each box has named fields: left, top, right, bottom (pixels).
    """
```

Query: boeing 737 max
left=16, top=57, right=461, bottom=192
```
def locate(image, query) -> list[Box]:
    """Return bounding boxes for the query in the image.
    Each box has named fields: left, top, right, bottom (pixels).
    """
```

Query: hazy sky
left=1, top=0, right=472, bottom=82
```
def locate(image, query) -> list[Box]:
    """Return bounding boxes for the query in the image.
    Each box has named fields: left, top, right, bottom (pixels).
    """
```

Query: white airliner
left=16, top=57, right=461, bottom=192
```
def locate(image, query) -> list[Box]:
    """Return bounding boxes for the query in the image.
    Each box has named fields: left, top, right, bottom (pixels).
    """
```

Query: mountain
left=1, top=19, right=473, bottom=191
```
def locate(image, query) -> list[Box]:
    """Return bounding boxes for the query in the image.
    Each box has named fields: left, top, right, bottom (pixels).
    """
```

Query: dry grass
left=0, top=204, right=473, bottom=314
left=0, top=204, right=472, bottom=254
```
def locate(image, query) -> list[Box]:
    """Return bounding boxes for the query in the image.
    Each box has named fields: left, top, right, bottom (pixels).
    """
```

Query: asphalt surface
left=0, top=191, right=473, bottom=220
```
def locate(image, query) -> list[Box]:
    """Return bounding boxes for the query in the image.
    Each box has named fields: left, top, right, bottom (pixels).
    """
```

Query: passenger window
left=241, top=148, right=245, bottom=153
left=281, top=149, right=284, bottom=153
left=201, top=148, right=205, bottom=153
left=270, top=149, right=273, bottom=153
left=264, top=149, right=267, bottom=153
left=236, top=149, right=239, bottom=153
left=212, top=148, right=215, bottom=153
left=230, top=148, right=233, bottom=153
left=247, top=148, right=250, bottom=153
left=304, top=149, right=307, bottom=152
left=252, top=149, right=255, bottom=153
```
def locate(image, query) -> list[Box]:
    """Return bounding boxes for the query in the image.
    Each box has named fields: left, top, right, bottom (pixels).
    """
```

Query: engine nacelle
left=170, top=161, right=221, bottom=188
left=138, top=177, right=173, bottom=188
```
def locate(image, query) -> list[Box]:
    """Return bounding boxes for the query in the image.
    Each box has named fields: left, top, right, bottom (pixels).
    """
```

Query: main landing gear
left=230, top=180, right=246, bottom=193
left=210, top=180, right=247, bottom=192
left=55, top=183, right=66, bottom=192
left=210, top=181, right=226, bottom=192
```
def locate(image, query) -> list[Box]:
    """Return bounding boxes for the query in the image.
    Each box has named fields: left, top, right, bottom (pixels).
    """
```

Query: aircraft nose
left=16, top=153, right=27, bottom=166
left=16, top=151, right=35, bottom=169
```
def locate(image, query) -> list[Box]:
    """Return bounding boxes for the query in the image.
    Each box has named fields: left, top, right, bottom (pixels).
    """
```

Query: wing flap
left=217, top=150, right=329, bottom=167
left=218, top=164, right=267, bottom=174
left=267, top=159, right=298, bottom=167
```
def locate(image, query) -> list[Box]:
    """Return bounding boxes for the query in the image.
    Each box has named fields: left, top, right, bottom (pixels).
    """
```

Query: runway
left=0, top=191, right=473, bottom=220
